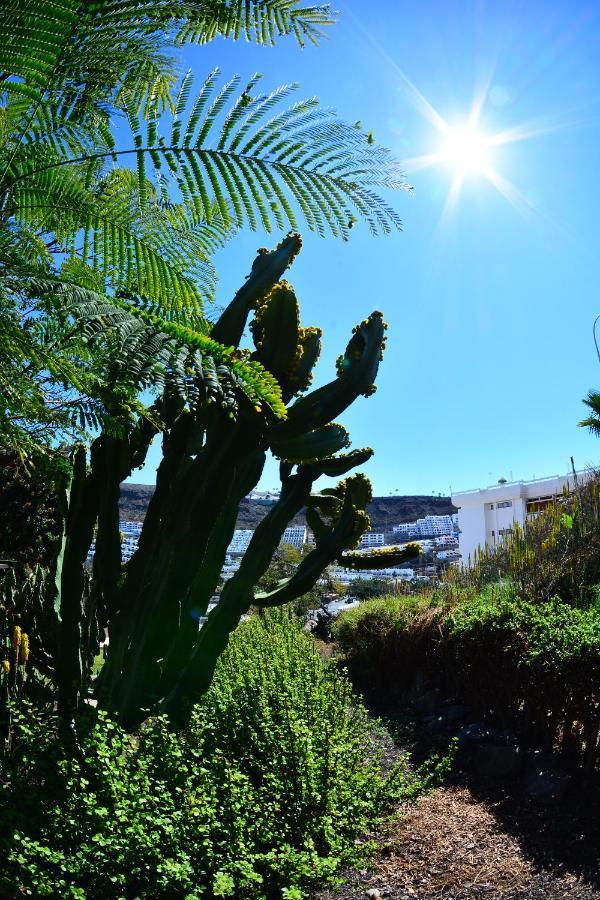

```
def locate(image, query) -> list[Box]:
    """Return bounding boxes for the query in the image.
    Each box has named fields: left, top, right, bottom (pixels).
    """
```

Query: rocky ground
left=317, top=710, right=600, bottom=900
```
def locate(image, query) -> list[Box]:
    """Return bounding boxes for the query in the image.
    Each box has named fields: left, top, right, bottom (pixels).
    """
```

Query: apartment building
left=393, top=514, right=457, bottom=539
left=227, top=529, right=253, bottom=556
left=452, top=472, right=582, bottom=563
left=359, top=532, right=385, bottom=548
left=281, top=526, right=307, bottom=549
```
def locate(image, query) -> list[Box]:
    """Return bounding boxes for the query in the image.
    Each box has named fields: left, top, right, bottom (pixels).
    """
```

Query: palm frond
left=5, top=165, right=231, bottom=311
left=97, top=0, right=334, bottom=49
left=0, top=1, right=78, bottom=90
left=580, top=391, right=600, bottom=436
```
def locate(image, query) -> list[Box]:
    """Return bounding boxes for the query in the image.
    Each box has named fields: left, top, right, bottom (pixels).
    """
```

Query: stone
left=443, top=703, right=467, bottom=726
left=457, top=722, right=492, bottom=747
left=414, top=687, right=441, bottom=715
left=526, top=768, right=572, bottom=804
left=474, top=742, right=523, bottom=778
left=365, top=890, right=381, bottom=899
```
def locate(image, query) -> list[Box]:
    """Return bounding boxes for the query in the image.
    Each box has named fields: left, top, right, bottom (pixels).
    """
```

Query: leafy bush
left=332, top=592, right=456, bottom=695
left=1, top=609, right=436, bottom=899
left=334, top=588, right=600, bottom=770
left=447, top=589, right=600, bottom=750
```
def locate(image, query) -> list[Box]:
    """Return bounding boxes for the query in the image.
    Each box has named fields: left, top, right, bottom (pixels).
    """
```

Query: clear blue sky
left=130, top=0, right=600, bottom=496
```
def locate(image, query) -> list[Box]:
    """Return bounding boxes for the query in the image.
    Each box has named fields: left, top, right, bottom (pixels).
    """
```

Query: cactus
left=29, top=235, right=418, bottom=732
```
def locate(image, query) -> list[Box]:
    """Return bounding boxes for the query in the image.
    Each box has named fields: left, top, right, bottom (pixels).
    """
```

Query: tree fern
left=1, top=0, right=408, bottom=455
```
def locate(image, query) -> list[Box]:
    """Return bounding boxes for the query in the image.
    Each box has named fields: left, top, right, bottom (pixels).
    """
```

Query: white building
left=329, top=565, right=414, bottom=583
left=281, top=526, right=307, bottom=549
left=227, top=529, right=253, bottom=556
left=359, top=532, right=385, bottom=548
left=452, top=472, right=583, bottom=564
left=393, top=514, right=456, bottom=539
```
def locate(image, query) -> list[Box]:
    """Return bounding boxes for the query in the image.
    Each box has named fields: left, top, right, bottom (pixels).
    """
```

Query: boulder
left=526, top=768, right=572, bottom=805
left=414, top=687, right=441, bottom=715
left=458, top=722, right=492, bottom=747
left=443, top=703, right=467, bottom=726
left=474, top=742, right=523, bottom=778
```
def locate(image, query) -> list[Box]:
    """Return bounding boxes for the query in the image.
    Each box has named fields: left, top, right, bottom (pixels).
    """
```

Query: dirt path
left=317, top=713, right=600, bottom=900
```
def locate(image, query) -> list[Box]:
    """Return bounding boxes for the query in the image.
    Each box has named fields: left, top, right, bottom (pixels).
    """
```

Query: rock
left=423, top=713, right=446, bottom=731
left=458, top=722, right=492, bottom=747
left=524, top=749, right=558, bottom=774
left=443, top=703, right=467, bottom=726
left=414, top=687, right=441, bottom=715
left=365, top=890, right=381, bottom=899
left=526, top=768, right=572, bottom=804
left=303, top=619, right=317, bottom=633
left=474, top=742, right=523, bottom=778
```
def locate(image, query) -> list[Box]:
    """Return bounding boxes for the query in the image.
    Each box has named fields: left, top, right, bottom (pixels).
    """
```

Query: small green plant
left=1, top=609, right=439, bottom=898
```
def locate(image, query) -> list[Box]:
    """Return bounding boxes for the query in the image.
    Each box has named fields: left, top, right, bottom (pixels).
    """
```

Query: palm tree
left=580, top=391, right=600, bottom=436
left=1, top=1, right=408, bottom=453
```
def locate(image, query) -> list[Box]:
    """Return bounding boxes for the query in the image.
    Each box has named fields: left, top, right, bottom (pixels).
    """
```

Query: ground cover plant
left=0, top=609, right=447, bottom=899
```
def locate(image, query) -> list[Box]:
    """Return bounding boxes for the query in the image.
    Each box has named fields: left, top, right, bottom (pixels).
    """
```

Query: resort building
left=452, top=472, right=582, bottom=564
left=359, top=532, right=385, bottom=549
left=281, top=526, right=307, bottom=549
left=392, top=514, right=457, bottom=540
left=226, top=529, right=253, bottom=556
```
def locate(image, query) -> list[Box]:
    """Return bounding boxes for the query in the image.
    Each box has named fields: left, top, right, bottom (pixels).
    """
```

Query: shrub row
left=333, top=588, right=600, bottom=771
left=1, top=609, right=437, bottom=899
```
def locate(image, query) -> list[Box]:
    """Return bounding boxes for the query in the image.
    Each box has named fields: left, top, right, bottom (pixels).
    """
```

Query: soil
left=317, top=714, right=600, bottom=900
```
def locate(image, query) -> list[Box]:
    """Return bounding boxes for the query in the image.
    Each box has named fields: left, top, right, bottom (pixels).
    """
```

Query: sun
left=440, top=125, right=491, bottom=174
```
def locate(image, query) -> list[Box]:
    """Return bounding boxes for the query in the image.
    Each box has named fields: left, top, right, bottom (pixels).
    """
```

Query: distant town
left=88, top=509, right=461, bottom=587
left=88, top=470, right=587, bottom=595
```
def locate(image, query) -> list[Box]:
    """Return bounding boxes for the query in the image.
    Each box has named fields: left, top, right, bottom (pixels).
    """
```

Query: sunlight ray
left=401, top=151, right=447, bottom=174
left=480, top=164, right=538, bottom=219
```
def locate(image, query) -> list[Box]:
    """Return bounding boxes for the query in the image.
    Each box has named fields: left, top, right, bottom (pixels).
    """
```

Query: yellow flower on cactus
left=13, top=625, right=22, bottom=649
left=1, top=659, right=10, bottom=675
left=20, top=633, right=30, bottom=665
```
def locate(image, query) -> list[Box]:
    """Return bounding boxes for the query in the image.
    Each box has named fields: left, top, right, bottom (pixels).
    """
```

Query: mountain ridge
left=119, top=483, right=456, bottom=532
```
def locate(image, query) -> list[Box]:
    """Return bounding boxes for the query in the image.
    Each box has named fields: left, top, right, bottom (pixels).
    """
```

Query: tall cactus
left=34, top=235, right=418, bottom=732
left=95, top=236, right=418, bottom=730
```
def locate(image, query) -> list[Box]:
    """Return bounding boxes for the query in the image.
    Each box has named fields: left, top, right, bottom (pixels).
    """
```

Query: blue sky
left=130, top=0, right=600, bottom=496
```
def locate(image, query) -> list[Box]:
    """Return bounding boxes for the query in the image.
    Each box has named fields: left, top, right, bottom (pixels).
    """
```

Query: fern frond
left=10, top=73, right=408, bottom=240
left=172, top=0, right=334, bottom=47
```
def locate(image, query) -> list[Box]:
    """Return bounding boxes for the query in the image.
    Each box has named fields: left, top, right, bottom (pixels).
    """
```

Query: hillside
left=119, top=483, right=455, bottom=531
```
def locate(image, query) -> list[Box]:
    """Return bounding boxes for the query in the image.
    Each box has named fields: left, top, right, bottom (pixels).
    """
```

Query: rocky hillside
left=119, top=483, right=455, bottom=532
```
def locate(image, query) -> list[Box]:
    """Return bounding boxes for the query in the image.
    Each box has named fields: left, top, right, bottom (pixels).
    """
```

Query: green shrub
left=447, top=589, right=600, bottom=734
left=332, top=592, right=454, bottom=695
left=333, top=587, right=600, bottom=769
left=0, top=609, right=436, bottom=899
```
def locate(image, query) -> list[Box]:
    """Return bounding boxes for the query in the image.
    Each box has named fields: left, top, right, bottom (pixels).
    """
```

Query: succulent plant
left=40, top=235, right=419, bottom=732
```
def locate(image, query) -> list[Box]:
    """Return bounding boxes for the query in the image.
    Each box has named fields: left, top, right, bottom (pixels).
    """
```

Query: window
left=497, top=500, right=512, bottom=509
left=489, top=503, right=494, bottom=509
left=499, top=527, right=513, bottom=536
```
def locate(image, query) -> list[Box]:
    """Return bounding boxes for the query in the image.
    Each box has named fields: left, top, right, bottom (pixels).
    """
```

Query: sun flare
left=440, top=125, right=491, bottom=174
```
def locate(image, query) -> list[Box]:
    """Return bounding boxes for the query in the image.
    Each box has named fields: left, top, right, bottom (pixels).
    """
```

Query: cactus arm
left=270, top=311, right=386, bottom=438
left=338, top=543, right=423, bottom=570
left=270, top=423, right=350, bottom=463
left=160, top=469, right=315, bottom=724
left=211, top=233, right=302, bottom=347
